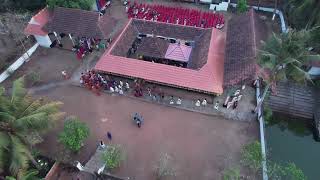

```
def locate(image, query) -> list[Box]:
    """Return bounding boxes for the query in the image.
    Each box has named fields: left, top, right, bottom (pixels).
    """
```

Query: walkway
left=83, top=146, right=106, bottom=174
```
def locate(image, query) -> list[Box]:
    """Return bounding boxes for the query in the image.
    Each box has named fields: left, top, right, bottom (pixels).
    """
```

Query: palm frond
left=8, top=135, right=30, bottom=176
left=48, top=112, right=66, bottom=123
left=0, top=112, right=16, bottom=124
left=0, top=87, right=4, bottom=96
left=33, top=101, right=63, bottom=115
left=21, top=169, right=40, bottom=180
left=0, top=132, right=10, bottom=170
left=303, top=54, right=320, bottom=62
left=282, top=57, right=303, bottom=67
left=17, top=99, right=43, bottom=119
left=11, top=78, right=27, bottom=104
left=14, top=112, right=49, bottom=131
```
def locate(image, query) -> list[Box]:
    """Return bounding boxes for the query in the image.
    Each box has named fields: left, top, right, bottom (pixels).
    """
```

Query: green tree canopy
left=46, top=0, right=94, bottom=10
left=0, top=0, right=45, bottom=12
left=284, top=0, right=320, bottom=29
left=237, top=0, right=248, bottom=13
left=255, top=29, right=320, bottom=111
left=0, top=77, right=63, bottom=178
left=102, top=144, right=125, bottom=170
left=58, top=116, right=90, bottom=152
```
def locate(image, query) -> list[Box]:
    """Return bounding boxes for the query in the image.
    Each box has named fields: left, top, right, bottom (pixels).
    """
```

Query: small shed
left=24, top=8, right=52, bottom=47
left=308, top=60, right=320, bottom=78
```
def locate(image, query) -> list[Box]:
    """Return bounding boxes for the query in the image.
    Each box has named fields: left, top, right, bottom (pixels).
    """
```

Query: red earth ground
left=35, top=85, right=258, bottom=180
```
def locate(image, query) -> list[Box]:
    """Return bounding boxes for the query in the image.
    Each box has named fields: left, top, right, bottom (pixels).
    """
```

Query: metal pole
left=256, top=80, right=268, bottom=180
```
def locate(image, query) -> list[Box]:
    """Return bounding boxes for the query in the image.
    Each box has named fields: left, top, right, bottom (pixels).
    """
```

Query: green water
left=266, top=114, right=320, bottom=180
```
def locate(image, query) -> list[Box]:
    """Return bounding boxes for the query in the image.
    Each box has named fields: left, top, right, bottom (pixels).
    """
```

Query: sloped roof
left=24, top=7, right=51, bottom=36
left=135, top=37, right=169, bottom=58
left=165, top=43, right=192, bottom=62
left=97, top=14, right=119, bottom=38
left=44, top=7, right=104, bottom=38
left=111, top=19, right=211, bottom=69
left=224, top=9, right=260, bottom=87
left=95, top=19, right=226, bottom=94
left=25, top=7, right=120, bottom=39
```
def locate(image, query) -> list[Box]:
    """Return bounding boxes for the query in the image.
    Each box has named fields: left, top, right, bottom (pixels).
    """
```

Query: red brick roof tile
left=95, top=19, right=225, bottom=94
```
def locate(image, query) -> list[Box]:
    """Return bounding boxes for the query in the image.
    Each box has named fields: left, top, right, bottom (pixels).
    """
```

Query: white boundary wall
left=0, top=43, right=39, bottom=83
left=34, top=35, right=52, bottom=48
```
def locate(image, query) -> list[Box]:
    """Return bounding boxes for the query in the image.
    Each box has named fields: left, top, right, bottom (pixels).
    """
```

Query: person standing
left=107, top=132, right=112, bottom=140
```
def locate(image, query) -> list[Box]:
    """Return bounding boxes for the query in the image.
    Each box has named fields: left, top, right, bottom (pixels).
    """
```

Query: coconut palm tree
left=255, top=29, right=320, bottom=111
left=284, top=0, right=320, bottom=29
left=0, top=77, right=63, bottom=178
left=5, top=169, right=41, bottom=180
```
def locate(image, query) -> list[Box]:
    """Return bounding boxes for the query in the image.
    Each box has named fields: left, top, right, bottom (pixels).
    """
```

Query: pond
left=265, top=113, right=320, bottom=180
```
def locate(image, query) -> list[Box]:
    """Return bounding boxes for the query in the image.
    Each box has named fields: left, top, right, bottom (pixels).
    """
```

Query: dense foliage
left=240, top=141, right=307, bottom=180
left=284, top=0, right=320, bottom=29
left=223, top=167, right=240, bottom=180
left=5, top=169, right=41, bottom=180
left=59, top=117, right=90, bottom=152
left=237, top=0, right=248, bottom=13
left=0, top=77, right=63, bottom=178
left=0, top=0, right=45, bottom=12
left=102, top=144, right=125, bottom=170
left=46, top=0, right=94, bottom=10
left=241, top=141, right=263, bottom=173
left=255, top=29, right=320, bottom=111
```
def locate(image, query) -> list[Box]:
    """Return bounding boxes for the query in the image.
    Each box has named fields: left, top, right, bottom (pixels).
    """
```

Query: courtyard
left=35, top=84, right=258, bottom=180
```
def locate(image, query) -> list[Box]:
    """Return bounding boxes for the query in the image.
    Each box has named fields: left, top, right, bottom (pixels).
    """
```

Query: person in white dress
left=176, top=98, right=182, bottom=105
left=195, top=99, right=201, bottom=107
left=109, top=86, right=115, bottom=93
left=202, top=99, right=207, bottom=106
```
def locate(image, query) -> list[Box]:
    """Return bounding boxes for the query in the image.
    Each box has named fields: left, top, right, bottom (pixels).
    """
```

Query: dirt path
left=35, top=85, right=258, bottom=180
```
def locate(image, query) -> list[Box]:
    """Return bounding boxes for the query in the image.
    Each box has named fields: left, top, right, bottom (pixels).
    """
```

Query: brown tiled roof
left=95, top=19, right=226, bottom=94
left=44, top=7, right=104, bottom=38
left=111, top=19, right=211, bottom=69
left=135, top=37, right=170, bottom=58
left=188, top=29, right=212, bottom=69
left=110, top=23, right=139, bottom=57
left=97, top=14, right=119, bottom=39
left=224, top=9, right=258, bottom=87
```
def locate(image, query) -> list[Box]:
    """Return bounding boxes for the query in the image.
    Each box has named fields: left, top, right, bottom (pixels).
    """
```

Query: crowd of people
left=72, top=38, right=110, bottom=60
left=79, top=71, right=246, bottom=111
left=223, top=87, right=244, bottom=109
left=126, top=2, right=225, bottom=29
left=80, top=70, right=130, bottom=96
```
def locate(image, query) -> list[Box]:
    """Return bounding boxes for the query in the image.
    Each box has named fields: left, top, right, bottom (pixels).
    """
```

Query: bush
left=102, top=144, right=125, bottom=170
left=241, top=141, right=263, bottom=173
left=285, top=163, right=307, bottom=180
left=263, top=104, right=273, bottom=125
left=223, top=167, right=241, bottom=180
left=25, top=71, right=41, bottom=85
left=58, top=117, right=90, bottom=152
left=237, top=0, right=248, bottom=13
left=240, top=141, right=307, bottom=180
left=153, top=153, right=176, bottom=180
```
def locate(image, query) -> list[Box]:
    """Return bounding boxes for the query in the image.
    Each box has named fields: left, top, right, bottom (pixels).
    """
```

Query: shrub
left=263, top=104, right=273, bottom=125
left=102, top=144, right=125, bottom=170
left=240, top=141, right=263, bottom=173
left=285, top=163, right=307, bottom=180
left=223, top=167, right=241, bottom=180
left=237, top=0, right=248, bottom=13
left=58, top=116, right=90, bottom=152
left=153, top=153, right=176, bottom=180
left=25, top=71, right=41, bottom=85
